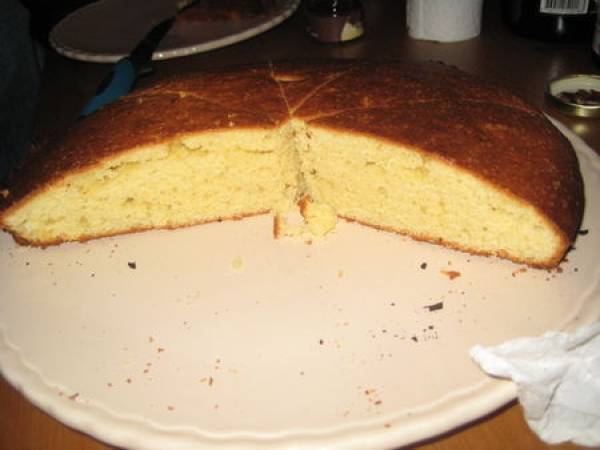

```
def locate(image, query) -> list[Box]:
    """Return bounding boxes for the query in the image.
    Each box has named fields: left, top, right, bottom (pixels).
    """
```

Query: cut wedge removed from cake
left=0, top=60, right=584, bottom=268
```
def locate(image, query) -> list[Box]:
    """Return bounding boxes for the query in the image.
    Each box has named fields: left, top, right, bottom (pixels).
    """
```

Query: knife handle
left=80, top=58, right=136, bottom=117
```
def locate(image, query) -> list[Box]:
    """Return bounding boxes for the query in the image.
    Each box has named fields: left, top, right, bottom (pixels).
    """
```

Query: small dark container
left=305, top=0, right=365, bottom=43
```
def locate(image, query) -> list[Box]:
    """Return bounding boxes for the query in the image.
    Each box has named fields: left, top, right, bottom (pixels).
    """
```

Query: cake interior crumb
left=3, top=120, right=563, bottom=267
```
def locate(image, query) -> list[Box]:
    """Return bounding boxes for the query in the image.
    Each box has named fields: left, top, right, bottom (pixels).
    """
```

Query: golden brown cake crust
left=311, top=102, right=583, bottom=246
left=0, top=59, right=585, bottom=263
left=0, top=66, right=285, bottom=212
left=271, top=60, right=583, bottom=253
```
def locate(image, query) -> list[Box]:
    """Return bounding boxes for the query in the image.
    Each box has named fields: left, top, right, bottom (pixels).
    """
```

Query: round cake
left=0, top=59, right=585, bottom=268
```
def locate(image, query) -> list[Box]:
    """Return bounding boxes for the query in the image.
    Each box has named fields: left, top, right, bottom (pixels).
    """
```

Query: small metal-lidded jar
left=545, top=74, right=600, bottom=118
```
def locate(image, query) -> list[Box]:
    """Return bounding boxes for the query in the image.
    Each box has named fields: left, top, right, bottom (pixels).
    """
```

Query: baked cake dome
left=0, top=60, right=585, bottom=268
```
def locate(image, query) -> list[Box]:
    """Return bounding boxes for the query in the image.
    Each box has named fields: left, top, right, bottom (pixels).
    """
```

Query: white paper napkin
left=470, top=322, right=600, bottom=447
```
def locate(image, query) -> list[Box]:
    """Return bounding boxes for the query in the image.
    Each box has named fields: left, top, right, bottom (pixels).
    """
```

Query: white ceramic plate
left=49, top=0, right=301, bottom=63
left=0, top=120, right=599, bottom=450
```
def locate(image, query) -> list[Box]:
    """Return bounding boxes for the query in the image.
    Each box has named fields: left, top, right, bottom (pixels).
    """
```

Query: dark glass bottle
left=593, top=8, right=600, bottom=64
left=502, top=0, right=597, bottom=42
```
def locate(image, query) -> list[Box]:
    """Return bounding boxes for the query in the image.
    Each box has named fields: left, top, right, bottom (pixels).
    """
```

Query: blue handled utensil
left=80, top=0, right=196, bottom=117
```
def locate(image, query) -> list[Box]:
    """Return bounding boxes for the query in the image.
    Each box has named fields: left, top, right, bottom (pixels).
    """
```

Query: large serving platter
left=50, top=0, right=301, bottom=63
left=0, top=120, right=598, bottom=449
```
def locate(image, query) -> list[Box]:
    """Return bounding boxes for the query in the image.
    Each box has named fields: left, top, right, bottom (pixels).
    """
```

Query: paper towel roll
left=406, top=0, right=484, bottom=42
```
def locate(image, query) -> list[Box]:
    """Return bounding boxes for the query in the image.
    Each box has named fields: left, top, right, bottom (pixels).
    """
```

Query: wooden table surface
left=1, top=1, right=598, bottom=449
